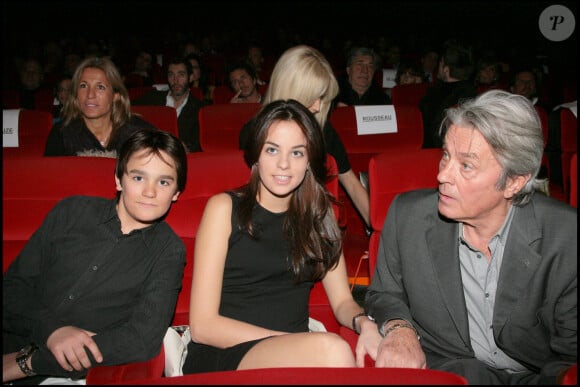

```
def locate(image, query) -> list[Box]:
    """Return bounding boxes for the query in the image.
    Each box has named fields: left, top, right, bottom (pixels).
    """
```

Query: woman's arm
left=338, top=169, right=370, bottom=227
left=322, top=253, right=380, bottom=366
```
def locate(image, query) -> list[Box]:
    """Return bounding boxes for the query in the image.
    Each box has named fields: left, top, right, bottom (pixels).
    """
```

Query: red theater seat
left=391, top=82, right=429, bottom=106
left=198, top=103, right=261, bottom=151
left=368, top=149, right=441, bottom=277
left=560, top=108, right=577, bottom=196
left=570, top=153, right=577, bottom=208
left=131, top=105, right=179, bottom=137
left=3, top=156, right=117, bottom=272
left=89, top=366, right=467, bottom=385
left=3, top=109, right=54, bottom=158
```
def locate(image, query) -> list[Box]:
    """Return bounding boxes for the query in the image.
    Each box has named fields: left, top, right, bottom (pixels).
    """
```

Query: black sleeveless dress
left=183, top=193, right=314, bottom=373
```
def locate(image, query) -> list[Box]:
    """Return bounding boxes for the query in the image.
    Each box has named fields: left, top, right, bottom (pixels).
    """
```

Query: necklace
left=98, top=134, right=110, bottom=147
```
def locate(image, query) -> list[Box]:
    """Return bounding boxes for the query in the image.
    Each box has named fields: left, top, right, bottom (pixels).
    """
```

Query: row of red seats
left=3, top=146, right=576, bottom=383
left=5, top=104, right=575, bottom=286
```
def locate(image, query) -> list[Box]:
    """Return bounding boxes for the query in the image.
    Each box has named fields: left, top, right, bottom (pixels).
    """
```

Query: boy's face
left=115, top=149, right=180, bottom=233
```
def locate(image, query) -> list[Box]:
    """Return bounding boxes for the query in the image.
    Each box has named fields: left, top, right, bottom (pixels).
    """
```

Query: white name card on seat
left=153, top=83, right=170, bottom=91
left=382, top=69, right=397, bottom=88
left=354, top=105, right=398, bottom=135
left=3, top=109, right=20, bottom=147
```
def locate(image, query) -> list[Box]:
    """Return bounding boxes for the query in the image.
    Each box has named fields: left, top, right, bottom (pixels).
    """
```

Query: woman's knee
left=314, top=333, right=355, bottom=367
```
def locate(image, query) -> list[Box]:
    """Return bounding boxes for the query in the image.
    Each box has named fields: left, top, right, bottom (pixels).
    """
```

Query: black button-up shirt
left=3, top=196, right=185, bottom=378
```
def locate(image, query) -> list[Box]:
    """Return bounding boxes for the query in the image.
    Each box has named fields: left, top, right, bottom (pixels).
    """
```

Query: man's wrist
left=16, top=344, right=38, bottom=377
left=379, top=321, right=420, bottom=341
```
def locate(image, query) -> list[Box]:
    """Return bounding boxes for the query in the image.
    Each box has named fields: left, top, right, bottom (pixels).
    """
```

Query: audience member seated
left=245, top=43, right=267, bottom=86
left=133, top=57, right=203, bottom=152
left=15, top=58, right=52, bottom=110
left=334, top=47, right=391, bottom=107
left=3, top=129, right=187, bottom=385
left=52, top=75, right=73, bottom=124
left=395, top=60, right=426, bottom=85
left=382, top=43, right=401, bottom=70
left=420, top=46, right=439, bottom=83
left=226, top=61, right=262, bottom=104
left=509, top=67, right=542, bottom=106
left=385, top=60, right=427, bottom=100
left=125, top=50, right=155, bottom=87
left=419, top=39, right=477, bottom=148
left=474, top=53, right=504, bottom=94
left=44, top=57, right=157, bottom=157
left=186, top=53, right=214, bottom=105
left=62, top=52, right=83, bottom=78
left=181, top=40, right=201, bottom=57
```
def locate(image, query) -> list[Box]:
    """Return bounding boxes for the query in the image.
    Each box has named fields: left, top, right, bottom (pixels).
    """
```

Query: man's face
left=511, top=71, right=536, bottom=99
left=347, top=54, right=375, bottom=92
left=167, top=64, right=191, bottom=98
left=229, top=69, right=257, bottom=98
left=437, top=124, right=516, bottom=226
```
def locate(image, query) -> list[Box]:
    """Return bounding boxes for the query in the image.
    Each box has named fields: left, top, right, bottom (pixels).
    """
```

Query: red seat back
left=3, top=109, right=54, bottom=158
left=561, top=363, right=578, bottom=385
left=3, top=156, right=117, bottom=273
left=189, top=86, right=203, bottom=101
left=211, top=85, right=236, bottom=104
left=127, top=86, right=155, bottom=101
left=560, top=108, right=577, bottom=195
left=88, top=366, right=468, bottom=385
left=131, top=105, right=179, bottom=137
left=329, top=105, right=424, bottom=154
left=198, top=103, right=261, bottom=151
left=390, top=82, right=429, bottom=106
left=570, top=153, right=577, bottom=208
left=368, top=149, right=441, bottom=277
left=2, top=89, right=54, bottom=112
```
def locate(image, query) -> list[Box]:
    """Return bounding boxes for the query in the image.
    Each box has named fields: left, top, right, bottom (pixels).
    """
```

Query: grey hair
left=439, top=89, right=546, bottom=206
left=346, top=47, right=381, bottom=69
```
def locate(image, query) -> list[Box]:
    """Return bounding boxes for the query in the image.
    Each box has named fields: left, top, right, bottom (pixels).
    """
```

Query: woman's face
left=76, top=67, right=119, bottom=120
left=257, top=119, right=309, bottom=210
left=399, top=71, right=423, bottom=85
left=56, top=79, right=72, bottom=104
left=188, top=59, right=201, bottom=83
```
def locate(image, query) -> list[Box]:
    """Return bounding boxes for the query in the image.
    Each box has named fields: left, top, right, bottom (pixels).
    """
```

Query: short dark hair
left=115, top=129, right=188, bottom=194
left=440, top=39, right=474, bottom=81
left=226, top=61, right=257, bottom=90
left=166, top=56, right=193, bottom=76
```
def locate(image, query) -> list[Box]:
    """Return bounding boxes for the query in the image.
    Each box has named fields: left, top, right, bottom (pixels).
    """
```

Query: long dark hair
left=234, top=99, right=341, bottom=282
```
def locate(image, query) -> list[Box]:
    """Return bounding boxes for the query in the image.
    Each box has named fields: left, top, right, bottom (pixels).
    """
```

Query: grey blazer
left=366, top=189, right=577, bottom=382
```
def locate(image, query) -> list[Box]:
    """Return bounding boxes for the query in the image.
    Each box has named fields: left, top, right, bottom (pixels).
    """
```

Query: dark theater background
left=2, top=1, right=577, bottom=76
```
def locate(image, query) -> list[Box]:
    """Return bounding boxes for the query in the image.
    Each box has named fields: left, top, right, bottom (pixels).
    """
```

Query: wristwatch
left=16, top=344, right=38, bottom=377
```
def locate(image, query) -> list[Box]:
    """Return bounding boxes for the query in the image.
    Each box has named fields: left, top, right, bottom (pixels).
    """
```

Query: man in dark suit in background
left=133, top=57, right=203, bottom=152
left=419, top=39, right=477, bottom=148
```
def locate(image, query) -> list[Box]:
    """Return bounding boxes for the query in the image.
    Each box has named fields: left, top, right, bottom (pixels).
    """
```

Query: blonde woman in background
left=240, top=45, right=370, bottom=227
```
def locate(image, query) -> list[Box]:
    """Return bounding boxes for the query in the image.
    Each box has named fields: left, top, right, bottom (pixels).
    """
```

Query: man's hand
left=374, top=321, right=426, bottom=369
left=230, top=89, right=243, bottom=103
left=46, top=326, right=103, bottom=372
